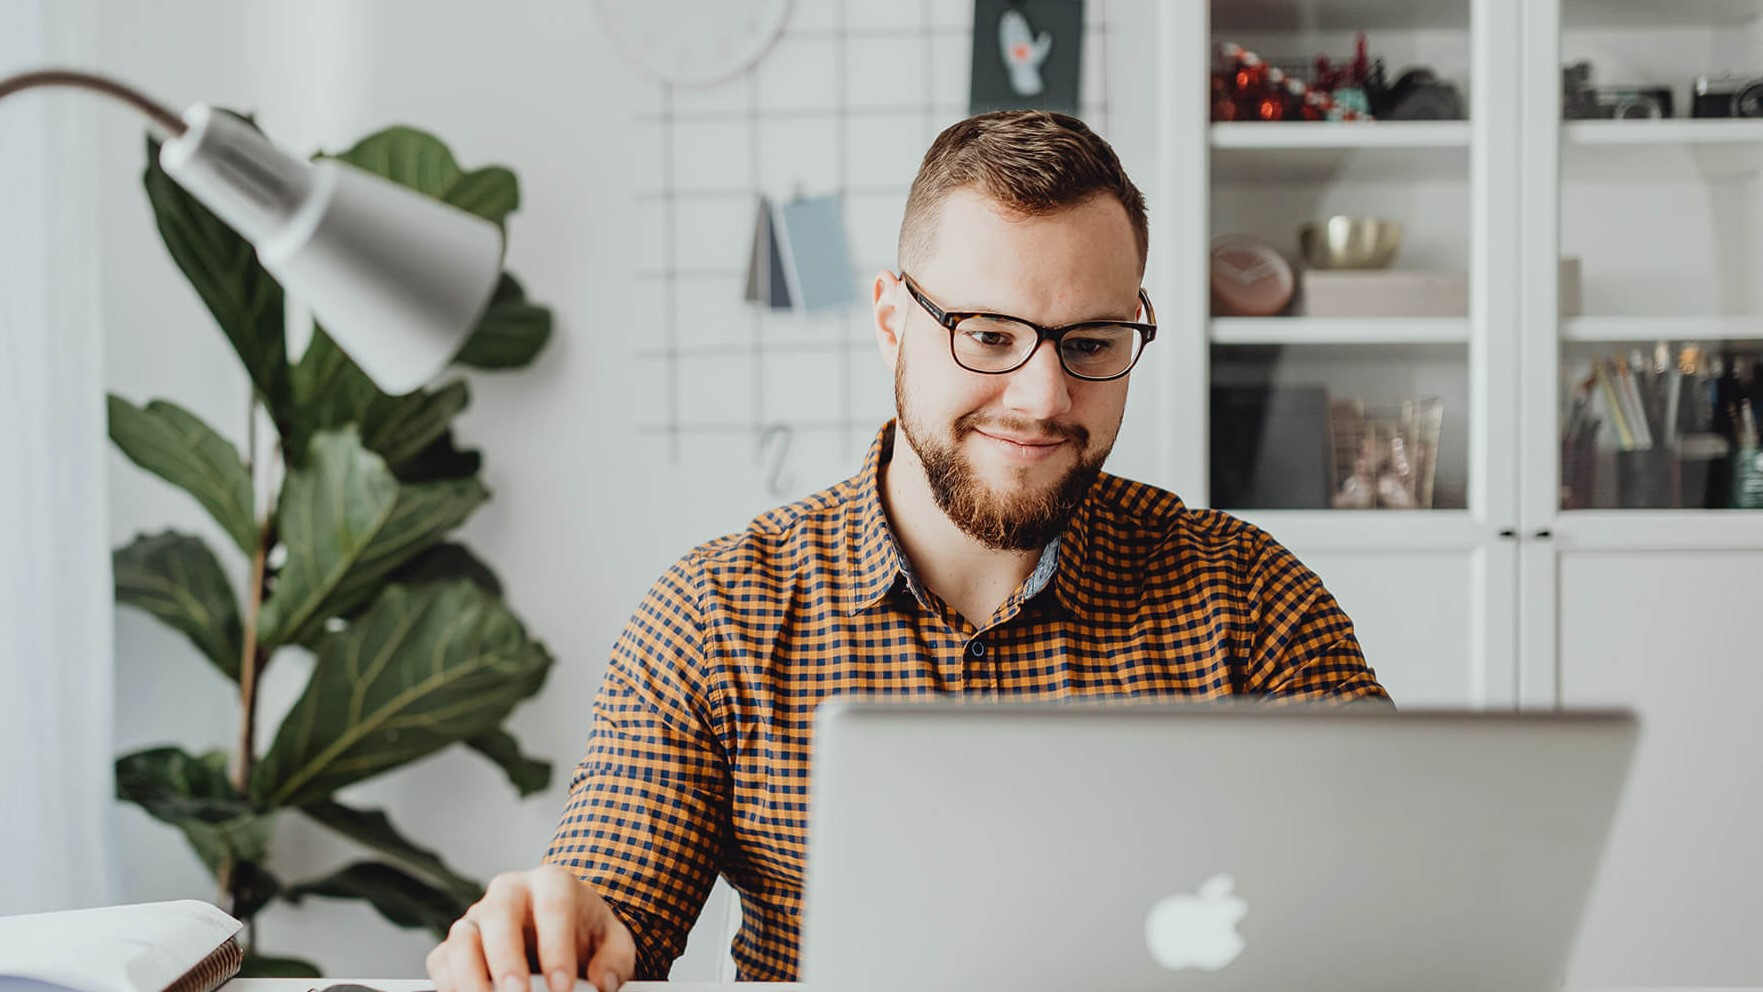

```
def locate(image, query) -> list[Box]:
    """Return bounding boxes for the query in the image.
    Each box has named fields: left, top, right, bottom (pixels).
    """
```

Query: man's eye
left=1063, top=336, right=1116, bottom=356
left=958, top=318, right=1022, bottom=349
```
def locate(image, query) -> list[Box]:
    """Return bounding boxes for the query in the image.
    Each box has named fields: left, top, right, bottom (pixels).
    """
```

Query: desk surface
left=224, top=982, right=1761, bottom=992
left=225, top=982, right=795, bottom=992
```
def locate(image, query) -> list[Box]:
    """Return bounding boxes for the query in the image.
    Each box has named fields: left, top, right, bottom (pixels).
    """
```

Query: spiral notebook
left=0, top=901, right=243, bottom=992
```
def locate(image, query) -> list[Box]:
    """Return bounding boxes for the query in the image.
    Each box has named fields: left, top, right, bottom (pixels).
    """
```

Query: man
left=427, top=110, right=1388, bottom=992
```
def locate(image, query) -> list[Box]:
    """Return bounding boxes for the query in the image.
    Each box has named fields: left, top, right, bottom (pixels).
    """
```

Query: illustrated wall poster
left=970, top=0, right=1085, bottom=116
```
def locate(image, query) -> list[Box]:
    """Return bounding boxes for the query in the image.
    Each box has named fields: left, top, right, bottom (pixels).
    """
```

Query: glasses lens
left=951, top=315, right=1039, bottom=372
left=1059, top=324, right=1144, bottom=379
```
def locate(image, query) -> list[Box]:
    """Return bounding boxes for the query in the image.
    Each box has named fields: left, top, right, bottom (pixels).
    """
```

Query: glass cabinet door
left=1201, top=0, right=1491, bottom=517
left=1159, top=0, right=1523, bottom=710
left=1546, top=0, right=1763, bottom=515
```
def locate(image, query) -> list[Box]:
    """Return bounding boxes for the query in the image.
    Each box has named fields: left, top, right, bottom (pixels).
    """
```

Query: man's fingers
left=530, top=869, right=582, bottom=992
left=473, top=890, right=535, bottom=992
left=445, top=917, right=496, bottom=992
left=582, top=912, right=636, bottom=992
left=426, top=942, right=454, bottom=992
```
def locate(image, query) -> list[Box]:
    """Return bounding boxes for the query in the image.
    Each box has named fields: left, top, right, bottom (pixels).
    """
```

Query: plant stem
left=223, top=402, right=276, bottom=918
left=234, top=513, right=272, bottom=796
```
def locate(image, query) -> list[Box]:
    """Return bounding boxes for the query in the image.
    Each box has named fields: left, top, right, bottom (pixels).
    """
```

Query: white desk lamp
left=0, top=69, right=504, bottom=395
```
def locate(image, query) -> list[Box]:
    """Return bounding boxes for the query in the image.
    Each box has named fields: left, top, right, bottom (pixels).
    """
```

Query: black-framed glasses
left=899, top=271, right=1157, bottom=382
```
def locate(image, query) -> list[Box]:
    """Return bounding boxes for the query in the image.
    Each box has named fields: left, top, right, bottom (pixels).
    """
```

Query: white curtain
left=0, top=0, right=116, bottom=914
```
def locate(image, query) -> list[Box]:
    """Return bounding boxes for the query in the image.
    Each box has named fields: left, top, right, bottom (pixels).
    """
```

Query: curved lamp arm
left=0, top=68, right=503, bottom=395
left=0, top=68, right=187, bottom=137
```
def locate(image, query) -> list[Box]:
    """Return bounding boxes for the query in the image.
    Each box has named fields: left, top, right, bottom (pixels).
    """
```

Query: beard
left=894, top=351, right=1112, bottom=551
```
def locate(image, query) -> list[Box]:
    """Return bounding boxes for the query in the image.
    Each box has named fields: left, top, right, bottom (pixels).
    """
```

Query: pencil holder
left=1615, top=447, right=1676, bottom=508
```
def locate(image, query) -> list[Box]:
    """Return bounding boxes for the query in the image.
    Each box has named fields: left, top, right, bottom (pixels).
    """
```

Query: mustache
left=955, top=413, right=1090, bottom=446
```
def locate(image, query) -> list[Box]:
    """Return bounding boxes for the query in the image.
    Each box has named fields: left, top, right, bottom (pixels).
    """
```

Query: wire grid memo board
left=630, top=0, right=1115, bottom=501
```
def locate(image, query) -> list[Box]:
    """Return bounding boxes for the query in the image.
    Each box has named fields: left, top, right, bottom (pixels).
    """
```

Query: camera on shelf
left=1691, top=72, right=1763, bottom=118
left=1380, top=67, right=1465, bottom=120
left=1562, top=60, right=1674, bottom=120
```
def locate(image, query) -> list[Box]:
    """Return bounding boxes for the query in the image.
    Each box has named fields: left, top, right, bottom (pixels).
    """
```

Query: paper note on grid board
left=744, top=193, right=857, bottom=312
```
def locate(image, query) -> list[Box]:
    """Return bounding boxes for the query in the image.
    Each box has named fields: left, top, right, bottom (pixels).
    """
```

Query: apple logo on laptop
left=1144, top=873, right=1248, bottom=971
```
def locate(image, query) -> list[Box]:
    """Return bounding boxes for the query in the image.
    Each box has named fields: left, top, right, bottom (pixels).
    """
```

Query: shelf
left=1211, top=317, right=1470, bottom=346
left=1210, top=122, right=1471, bottom=183
left=1563, top=121, right=1763, bottom=178
left=1211, top=0, right=1469, bottom=32
left=1562, top=0, right=1763, bottom=29
left=1219, top=510, right=1485, bottom=552
left=1561, top=316, right=1763, bottom=343
left=1565, top=120, right=1763, bottom=146
left=1212, top=121, right=1472, bottom=149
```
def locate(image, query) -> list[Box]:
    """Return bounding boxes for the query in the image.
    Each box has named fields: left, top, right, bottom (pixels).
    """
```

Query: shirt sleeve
left=543, top=556, right=730, bottom=979
left=1236, top=530, right=1393, bottom=704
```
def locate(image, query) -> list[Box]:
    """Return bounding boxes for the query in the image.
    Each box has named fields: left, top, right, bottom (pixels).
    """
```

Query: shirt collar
left=843, top=421, right=1085, bottom=618
left=845, top=422, right=909, bottom=615
left=1050, top=489, right=1098, bottom=619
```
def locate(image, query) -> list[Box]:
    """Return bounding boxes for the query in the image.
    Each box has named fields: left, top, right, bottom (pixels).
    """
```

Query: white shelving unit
left=1151, top=0, right=1763, bottom=720
left=1153, top=4, right=1762, bottom=980
left=1155, top=0, right=1517, bottom=715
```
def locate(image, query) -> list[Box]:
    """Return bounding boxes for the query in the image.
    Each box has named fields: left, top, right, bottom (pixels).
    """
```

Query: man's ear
left=873, top=270, right=906, bottom=369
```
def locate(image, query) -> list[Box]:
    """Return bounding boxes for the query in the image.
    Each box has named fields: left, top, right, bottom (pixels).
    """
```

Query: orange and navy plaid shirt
left=545, top=422, right=1387, bottom=982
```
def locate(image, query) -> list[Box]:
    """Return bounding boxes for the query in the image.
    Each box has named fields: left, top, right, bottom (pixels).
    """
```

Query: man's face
left=876, top=187, right=1144, bottom=550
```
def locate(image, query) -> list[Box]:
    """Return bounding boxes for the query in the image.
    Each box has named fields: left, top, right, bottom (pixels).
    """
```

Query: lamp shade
left=157, top=105, right=503, bottom=395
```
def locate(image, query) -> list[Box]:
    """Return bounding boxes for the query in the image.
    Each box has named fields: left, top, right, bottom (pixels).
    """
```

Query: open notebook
left=0, top=901, right=244, bottom=992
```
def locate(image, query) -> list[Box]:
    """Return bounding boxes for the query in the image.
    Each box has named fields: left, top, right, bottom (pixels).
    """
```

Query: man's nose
left=1000, top=338, right=1074, bottom=422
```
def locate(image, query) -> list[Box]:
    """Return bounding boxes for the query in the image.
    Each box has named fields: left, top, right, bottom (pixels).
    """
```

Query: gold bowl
left=1298, top=217, right=1403, bottom=269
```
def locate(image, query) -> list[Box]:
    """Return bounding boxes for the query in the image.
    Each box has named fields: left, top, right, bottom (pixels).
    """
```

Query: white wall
left=90, top=0, right=1158, bottom=977
left=0, top=0, right=114, bottom=918
left=97, top=0, right=750, bottom=976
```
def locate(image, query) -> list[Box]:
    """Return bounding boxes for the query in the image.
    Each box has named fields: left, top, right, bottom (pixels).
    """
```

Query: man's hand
left=427, top=866, right=637, bottom=992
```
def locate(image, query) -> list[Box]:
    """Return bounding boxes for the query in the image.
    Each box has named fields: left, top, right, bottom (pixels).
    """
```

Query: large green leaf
left=325, top=126, right=519, bottom=228
left=453, top=274, right=553, bottom=370
left=115, top=747, right=275, bottom=876
left=312, top=476, right=488, bottom=625
left=114, top=532, right=244, bottom=681
left=254, top=429, right=395, bottom=646
left=289, top=330, right=471, bottom=475
left=393, top=430, right=482, bottom=484
left=108, top=396, right=258, bottom=556
left=144, top=128, right=291, bottom=426
left=239, top=954, right=322, bottom=978
left=465, top=730, right=551, bottom=798
left=387, top=542, right=502, bottom=598
left=284, top=861, right=468, bottom=938
left=251, top=581, right=552, bottom=806
left=255, top=430, right=487, bottom=648
left=305, top=543, right=504, bottom=651
left=300, top=801, right=480, bottom=902
left=361, top=379, right=471, bottom=470
left=287, top=329, right=381, bottom=467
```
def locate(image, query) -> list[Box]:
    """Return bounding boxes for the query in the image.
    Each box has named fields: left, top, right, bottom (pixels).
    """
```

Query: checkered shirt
left=544, top=421, right=1388, bottom=981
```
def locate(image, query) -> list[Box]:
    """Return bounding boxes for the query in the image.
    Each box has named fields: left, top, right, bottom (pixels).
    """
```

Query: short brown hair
left=897, top=110, right=1148, bottom=273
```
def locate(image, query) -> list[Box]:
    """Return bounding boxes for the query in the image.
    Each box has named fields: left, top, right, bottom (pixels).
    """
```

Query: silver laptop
left=800, top=701, right=1637, bottom=992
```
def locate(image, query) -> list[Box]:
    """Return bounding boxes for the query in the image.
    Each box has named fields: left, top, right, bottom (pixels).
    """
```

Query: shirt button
left=968, top=640, right=986, bottom=657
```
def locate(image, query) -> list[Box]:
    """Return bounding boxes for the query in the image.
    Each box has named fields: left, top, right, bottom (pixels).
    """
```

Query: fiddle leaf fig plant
left=110, top=115, right=555, bottom=977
